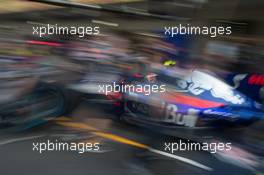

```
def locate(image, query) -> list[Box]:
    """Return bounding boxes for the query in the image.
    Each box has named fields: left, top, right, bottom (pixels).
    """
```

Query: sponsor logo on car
left=177, top=70, right=245, bottom=104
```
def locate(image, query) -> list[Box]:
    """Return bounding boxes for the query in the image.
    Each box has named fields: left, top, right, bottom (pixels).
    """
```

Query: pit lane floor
left=0, top=102, right=260, bottom=175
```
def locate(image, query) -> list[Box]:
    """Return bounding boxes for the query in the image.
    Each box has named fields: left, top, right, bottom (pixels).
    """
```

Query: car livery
left=225, top=73, right=264, bottom=104
left=119, top=69, right=264, bottom=130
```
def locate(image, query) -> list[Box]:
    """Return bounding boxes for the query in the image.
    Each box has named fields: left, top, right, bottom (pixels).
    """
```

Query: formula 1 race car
left=113, top=68, right=264, bottom=154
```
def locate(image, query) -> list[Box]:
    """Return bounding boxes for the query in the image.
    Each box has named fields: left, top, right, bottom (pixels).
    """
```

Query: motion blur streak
left=0, top=0, right=264, bottom=175
left=93, top=132, right=149, bottom=149
left=56, top=121, right=98, bottom=131
left=26, top=40, right=62, bottom=47
left=56, top=118, right=213, bottom=171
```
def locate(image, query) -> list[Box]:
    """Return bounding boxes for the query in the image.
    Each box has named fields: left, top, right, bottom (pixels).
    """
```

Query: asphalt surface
left=0, top=102, right=260, bottom=175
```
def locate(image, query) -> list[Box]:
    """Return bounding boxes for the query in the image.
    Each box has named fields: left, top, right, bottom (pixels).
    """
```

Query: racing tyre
left=0, top=83, right=66, bottom=128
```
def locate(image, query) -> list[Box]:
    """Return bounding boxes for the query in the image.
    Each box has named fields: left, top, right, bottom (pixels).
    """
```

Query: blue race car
left=115, top=68, right=264, bottom=154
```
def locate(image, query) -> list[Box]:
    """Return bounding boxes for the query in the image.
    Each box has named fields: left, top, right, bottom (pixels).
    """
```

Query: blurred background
left=0, top=0, right=263, bottom=175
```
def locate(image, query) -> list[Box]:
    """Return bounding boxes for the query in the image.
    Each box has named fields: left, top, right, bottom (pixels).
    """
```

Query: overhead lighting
left=136, top=32, right=162, bottom=38
left=91, top=20, right=119, bottom=27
